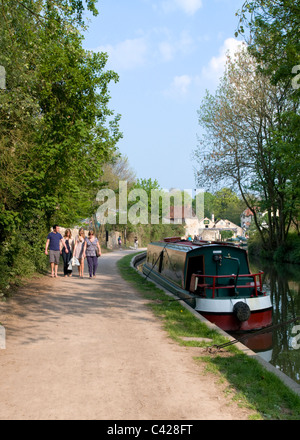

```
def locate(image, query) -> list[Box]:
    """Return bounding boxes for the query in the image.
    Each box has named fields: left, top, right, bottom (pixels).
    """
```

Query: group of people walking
left=45, top=225, right=101, bottom=278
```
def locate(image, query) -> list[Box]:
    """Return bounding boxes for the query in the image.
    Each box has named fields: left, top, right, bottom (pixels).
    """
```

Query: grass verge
left=117, top=252, right=300, bottom=420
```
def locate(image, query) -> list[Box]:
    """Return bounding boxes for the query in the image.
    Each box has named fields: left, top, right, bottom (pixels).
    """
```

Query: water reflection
left=248, top=258, right=300, bottom=384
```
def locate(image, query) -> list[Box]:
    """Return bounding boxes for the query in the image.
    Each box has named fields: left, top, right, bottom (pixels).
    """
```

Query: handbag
left=95, top=239, right=100, bottom=257
left=72, top=256, right=80, bottom=266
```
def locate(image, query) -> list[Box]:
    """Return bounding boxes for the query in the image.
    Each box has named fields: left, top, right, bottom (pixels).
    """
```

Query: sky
left=82, top=0, right=245, bottom=193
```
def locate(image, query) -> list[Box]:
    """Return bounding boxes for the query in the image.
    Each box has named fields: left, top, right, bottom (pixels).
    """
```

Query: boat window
left=186, top=256, right=204, bottom=290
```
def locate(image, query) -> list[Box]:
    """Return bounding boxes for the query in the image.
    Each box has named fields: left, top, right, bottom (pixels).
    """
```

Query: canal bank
left=0, top=250, right=257, bottom=420
left=130, top=252, right=300, bottom=413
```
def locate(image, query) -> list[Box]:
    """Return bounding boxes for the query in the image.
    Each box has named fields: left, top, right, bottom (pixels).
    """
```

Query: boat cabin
left=145, top=239, right=263, bottom=299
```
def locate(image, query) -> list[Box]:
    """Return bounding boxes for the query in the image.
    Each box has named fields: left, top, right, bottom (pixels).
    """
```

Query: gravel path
left=0, top=250, right=253, bottom=420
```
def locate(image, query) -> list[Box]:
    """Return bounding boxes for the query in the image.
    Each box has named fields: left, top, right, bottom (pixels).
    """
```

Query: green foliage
left=0, top=0, right=122, bottom=292
left=203, top=188, right=246, bottom=225
left=0, top=211, right=48, bottom=294
left=249, top=232, right=300, bottom=264
left=236, top=0, right=300, bottom=249
left=0, top=0, right=121, bottom=229
left=131, top=223, right=185, bottom=247
left=194, top=44, right=299, bottom=251
left=237, top=0, right=300, bottom=87
left=220, top=230, right=233, bottom=241
left=273, top=234, right=300, bottom=264
left=123, top=178, right=185, bottom=245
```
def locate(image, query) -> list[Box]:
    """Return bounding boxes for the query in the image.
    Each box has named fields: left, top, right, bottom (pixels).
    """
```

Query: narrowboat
left=143, top=238, right=272, bottom=332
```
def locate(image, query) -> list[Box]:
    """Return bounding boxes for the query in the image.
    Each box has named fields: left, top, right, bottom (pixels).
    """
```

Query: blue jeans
left=86, top=256, right=98, bottom=277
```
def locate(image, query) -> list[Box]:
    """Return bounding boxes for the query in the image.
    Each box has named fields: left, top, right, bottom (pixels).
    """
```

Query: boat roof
left=149, top=238, right=245, bottom=254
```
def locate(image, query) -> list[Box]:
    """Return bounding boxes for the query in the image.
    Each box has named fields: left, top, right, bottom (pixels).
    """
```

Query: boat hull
left=196, top=296, right=272, bottom=331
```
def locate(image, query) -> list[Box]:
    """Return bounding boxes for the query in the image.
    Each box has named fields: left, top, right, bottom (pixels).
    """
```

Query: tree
left=212, top=188, right=246, bottom=225
left=194, top=45, right=299, bottom=251
left=236, top=0, right=300, bottom=86
left=127, top=178, right=185, bottom=245
left=236, top=0, right=300, bottom=234
left=0, top=0, right=122, bottom=289
left=100, top=154, right=136, bottom=191
left=195, top=190, right=245, bottom=225
left=202, top=192, right=215, bottom=220
left=0, top=0, right=122, bottom=231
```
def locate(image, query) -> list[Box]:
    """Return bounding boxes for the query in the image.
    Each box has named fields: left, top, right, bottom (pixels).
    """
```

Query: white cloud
left=162, top=0, right=203, bottom=15
left=177, top=30, right=194, bottom=54
left=201, top=38, right=246, bottom=85
left=164, top=74, right=193, bottom=98
left=97, top=37, right=148, bottom=71
left=158, top=30, right=195, bottom=62
left=159, top=41, right=175, bottom=62
left=177, top=0, right=203, bottom=15
left=164, top=38, right=247, bottom=99
left=96, top=28, right=195, bottom=70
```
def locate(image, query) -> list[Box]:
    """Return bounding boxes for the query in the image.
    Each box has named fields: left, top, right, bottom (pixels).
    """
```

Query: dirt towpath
left=0, top=250, right=253, bottom=420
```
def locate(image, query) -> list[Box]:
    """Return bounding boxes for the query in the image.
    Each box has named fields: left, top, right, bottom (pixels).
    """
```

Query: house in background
left=240, top=208, right=255, bottom=231
left=162, top=206, right=245, bottom=241
left=165, top=205, right=201, bottom=238
left=214, top=219, right=244, bottom=239
left=165, top=205, right=204, bottom=238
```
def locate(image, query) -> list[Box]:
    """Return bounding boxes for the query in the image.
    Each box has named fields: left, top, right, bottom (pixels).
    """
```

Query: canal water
left=244, top=257, right=300, bottom=385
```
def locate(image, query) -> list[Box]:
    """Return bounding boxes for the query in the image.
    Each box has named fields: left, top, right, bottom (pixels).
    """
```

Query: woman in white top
left=73, top=227, right=86, bottom=278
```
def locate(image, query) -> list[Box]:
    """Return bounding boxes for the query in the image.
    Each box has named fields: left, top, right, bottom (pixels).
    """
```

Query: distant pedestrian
left=73, top=227, right=86, bottom=278
left=45, top=225, right=68, bottom=278
left=83, top=229, right=101, bottom=278
left=118, top=236, right=122, bottom=249
left=134, top=237, right=138, bottom=250
left=62, top=229, right=73, bottom=277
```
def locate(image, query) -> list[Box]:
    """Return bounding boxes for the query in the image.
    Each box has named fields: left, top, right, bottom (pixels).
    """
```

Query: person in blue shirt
left=45, top=225, right=68, bottom=277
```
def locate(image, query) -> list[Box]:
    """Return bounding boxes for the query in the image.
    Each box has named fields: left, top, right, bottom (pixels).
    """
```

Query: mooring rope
left=207, top=315, right=300, bottom=353
left=142, top=243, right=170, bottom=283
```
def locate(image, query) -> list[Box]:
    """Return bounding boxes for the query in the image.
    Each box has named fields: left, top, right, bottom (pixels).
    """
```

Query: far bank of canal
left=244, top=257, right=300, bottom=385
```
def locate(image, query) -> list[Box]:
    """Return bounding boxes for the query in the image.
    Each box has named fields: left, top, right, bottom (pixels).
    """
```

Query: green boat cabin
left=145, top=240, right=263, bottom=299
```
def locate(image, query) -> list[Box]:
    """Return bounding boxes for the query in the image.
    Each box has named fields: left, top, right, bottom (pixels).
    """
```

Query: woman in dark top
left=62, top=229, right=73, bottom=277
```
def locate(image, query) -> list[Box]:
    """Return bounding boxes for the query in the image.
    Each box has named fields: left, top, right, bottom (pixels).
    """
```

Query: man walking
left=45, top=225, right=68, bottom=277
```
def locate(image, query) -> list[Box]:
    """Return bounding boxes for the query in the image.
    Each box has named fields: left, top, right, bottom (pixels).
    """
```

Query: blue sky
left=83, top=0, right=244, bottom=192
